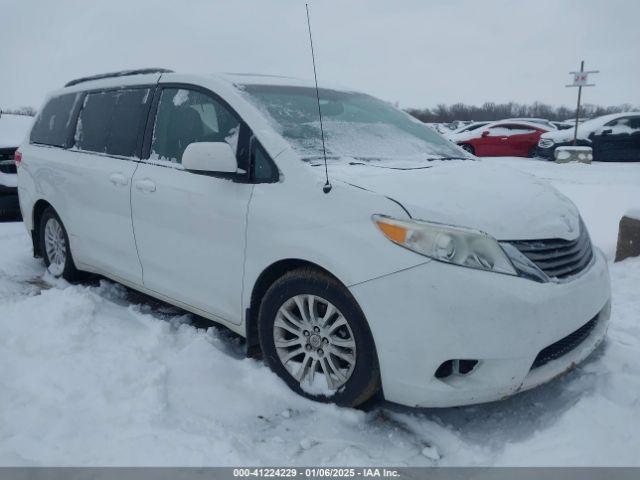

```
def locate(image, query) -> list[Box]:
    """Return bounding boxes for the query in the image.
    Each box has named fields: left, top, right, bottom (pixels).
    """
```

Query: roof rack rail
left=64, top=68, right=174, bottom=87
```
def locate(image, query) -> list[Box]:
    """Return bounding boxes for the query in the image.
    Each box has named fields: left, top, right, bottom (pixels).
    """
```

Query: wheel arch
left=245, top=258, right=350, bottom=355
left=31, top=199, right=55, bottom=257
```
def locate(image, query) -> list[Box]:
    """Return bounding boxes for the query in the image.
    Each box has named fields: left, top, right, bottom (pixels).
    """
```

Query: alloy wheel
left=273, top=294, right=357, bottom=392
left=44, top=217, right=67, bottom=276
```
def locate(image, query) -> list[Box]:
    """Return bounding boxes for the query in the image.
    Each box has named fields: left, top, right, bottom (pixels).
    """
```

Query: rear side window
left=75, top=88, right=151, bottom=157
left=30, top=92, right=82, bottom=147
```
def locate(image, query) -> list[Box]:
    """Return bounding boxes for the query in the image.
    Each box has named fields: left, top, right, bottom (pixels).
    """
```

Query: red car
left=453, top=121, right=552, bottom=157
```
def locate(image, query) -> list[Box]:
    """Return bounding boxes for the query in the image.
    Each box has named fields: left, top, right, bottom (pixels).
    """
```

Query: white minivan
left=17, top=69, right=611, bottom=408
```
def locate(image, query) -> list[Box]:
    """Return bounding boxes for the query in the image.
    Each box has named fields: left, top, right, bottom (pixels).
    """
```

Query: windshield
left=239, top=84, right=466, bottom=163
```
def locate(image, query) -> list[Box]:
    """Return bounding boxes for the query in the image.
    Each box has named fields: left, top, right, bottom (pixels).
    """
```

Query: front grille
left=531, top=315, right=598, bottom=369
left=508, top=222, right=593, bottom=280
left=0, top=148, right=17, bottom=174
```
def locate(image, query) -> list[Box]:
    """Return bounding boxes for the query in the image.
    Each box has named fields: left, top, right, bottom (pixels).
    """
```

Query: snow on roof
left=0, top=113, right=33, bottom=148
left=484, top=119, right=553, bottom=131
left=216, top=72, right=359, bottom=93
left=542, top=111, right=640, bottom=142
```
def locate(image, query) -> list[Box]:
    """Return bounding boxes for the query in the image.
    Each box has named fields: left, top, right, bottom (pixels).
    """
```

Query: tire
left=258, top=268, right=380, bottom=407
left=39, top=207, right=82, bottom=281
left=460, top=143, right=475, bottom=155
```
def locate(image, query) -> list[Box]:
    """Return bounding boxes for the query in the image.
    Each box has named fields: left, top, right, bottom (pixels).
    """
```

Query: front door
left=130, top=86, right=252, bottom=324
left=478, top=125, right=512, bottom=156
left=590, top=116, right=640, bottom=161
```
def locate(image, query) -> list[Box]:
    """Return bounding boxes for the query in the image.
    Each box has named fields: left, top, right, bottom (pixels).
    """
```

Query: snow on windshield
left=238, top=84, right=465, bottom=163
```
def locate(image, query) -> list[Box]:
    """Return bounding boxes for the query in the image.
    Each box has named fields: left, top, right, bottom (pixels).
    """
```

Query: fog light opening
left=435, top=359, right=479, bottom=379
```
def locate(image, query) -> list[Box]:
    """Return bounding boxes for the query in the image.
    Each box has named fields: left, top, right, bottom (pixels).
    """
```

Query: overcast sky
left=1, top=0, right=639, bottom=111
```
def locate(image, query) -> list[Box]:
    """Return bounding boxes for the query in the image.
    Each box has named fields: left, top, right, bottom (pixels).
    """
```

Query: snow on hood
left=328, top=161, right=580, bottom=241
left=0, top=114, right=33, bottom=148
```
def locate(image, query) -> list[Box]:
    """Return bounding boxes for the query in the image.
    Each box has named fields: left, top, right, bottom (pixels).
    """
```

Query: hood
left=448, top=129, right=483, bottom=143
left=330, top=161, right=580, bottom=241
left=541, top=125, right=588, bottom=143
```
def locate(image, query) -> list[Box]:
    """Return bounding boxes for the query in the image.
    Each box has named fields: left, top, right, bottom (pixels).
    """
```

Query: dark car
left=536, top=113, right=640, bottom=161
left=0, top=147, right=20, bottom=218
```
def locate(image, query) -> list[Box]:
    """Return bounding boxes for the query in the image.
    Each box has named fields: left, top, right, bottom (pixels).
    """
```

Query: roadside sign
left=565, top=61, right=599, bottom=145
left=566, top=70, right=598, bottom=88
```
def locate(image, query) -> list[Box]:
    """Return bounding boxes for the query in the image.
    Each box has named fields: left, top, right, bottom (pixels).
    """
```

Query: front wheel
left=258, top=269, right=380, bottom=407
left=39, top=207, right=82, bottom=281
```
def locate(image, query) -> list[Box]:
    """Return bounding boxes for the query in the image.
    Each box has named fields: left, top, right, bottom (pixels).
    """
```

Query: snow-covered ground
left=1, top=157, right=639, bottom=466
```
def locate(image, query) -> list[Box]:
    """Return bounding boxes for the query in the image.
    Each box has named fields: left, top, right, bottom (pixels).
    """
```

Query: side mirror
left=182, top=142, right=237, bottom=173
left=481, top=130, right=490, bottom=137
left=601, top=129, right=612, bottom=135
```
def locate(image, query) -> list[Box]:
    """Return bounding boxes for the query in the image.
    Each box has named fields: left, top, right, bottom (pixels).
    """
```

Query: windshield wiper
left=346, top=162, right=432, bottom=170
left=426, top=156, right=472, bottom=161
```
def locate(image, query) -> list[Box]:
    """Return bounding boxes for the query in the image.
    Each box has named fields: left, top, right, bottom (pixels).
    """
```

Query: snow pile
left=0, top=156, right=639, bottom=466
left=0, top=114, right=33, bottom=148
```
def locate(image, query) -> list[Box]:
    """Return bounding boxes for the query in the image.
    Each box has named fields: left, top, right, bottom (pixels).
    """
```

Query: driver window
left=150, top=88, right=240, bottom=163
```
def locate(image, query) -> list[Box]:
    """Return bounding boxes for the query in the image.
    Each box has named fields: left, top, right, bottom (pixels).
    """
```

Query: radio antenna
left=305, top=3, right=332, bottom=194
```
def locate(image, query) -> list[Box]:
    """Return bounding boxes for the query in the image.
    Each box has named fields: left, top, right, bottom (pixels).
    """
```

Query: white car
left=17, top=69, right=611, bottom=408
left=0, top=113, right=33, bottom=218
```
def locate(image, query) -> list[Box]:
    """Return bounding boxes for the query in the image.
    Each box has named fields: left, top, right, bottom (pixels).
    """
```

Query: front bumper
left=349, top=248, right=611, bottom=408
left=534, top=140, right=591, bottom=160
left=534, top=145, right=555, bottom=160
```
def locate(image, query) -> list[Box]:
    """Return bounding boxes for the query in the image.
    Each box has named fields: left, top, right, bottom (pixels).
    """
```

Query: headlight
left=538, top=138, right=554, bottom=148
left=373, top=215, right=516, bottom=275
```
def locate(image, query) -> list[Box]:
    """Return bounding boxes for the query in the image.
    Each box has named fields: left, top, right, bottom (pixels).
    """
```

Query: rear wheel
left=258, top=268, right=380, bottom=407
left=39, top=208, right=82, bottom=281
left=460, top=143, right=475, bottom=155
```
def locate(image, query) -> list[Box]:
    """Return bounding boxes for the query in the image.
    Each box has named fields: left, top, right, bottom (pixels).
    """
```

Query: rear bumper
left=0, top=167, right=20, bottom=216
left=349, top=248, right=611, bottom=408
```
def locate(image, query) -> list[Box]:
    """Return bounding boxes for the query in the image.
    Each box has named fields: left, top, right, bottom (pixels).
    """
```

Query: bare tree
left=406, top=102, right=638, bottom=123
left=0, top=106, right=37, bottom=117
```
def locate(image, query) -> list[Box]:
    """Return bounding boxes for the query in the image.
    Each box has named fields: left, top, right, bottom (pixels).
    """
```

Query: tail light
left=14, top=149, right=22, bottom=166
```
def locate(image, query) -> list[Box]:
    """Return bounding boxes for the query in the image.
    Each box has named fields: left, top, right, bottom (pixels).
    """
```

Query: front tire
left=258, top=268, right=380, bottom=407
left=39, top=207, right=82, bottom=281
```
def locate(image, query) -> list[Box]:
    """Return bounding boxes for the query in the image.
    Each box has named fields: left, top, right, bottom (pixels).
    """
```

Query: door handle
left=109, top=172, right=129, bottom=186
left=135, top=179, right=156, bottom=193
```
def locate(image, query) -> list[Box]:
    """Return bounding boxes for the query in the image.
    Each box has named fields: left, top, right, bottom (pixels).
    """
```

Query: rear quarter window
left=30, top=92, right=83, bottom=147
